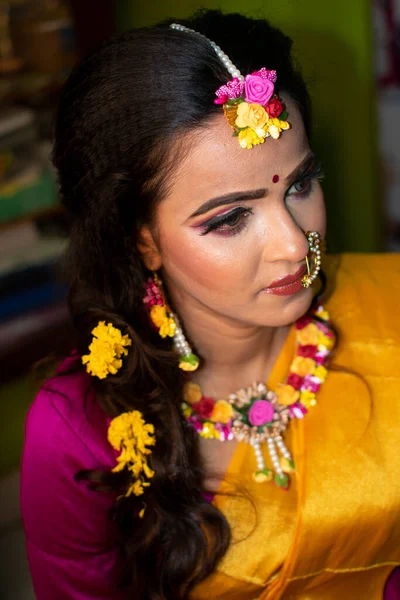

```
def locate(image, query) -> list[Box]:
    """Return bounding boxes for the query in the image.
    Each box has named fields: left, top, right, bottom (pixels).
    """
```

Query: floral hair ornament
left=82, top=321, right=132, bottom=379
left=170, top=24, right=290, bottom=149
left=108, top=410, right=155, bottom=503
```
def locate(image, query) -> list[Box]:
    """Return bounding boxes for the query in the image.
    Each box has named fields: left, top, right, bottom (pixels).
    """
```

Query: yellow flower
left=317, top=308, right=330, bottom=321
left=235, top=102, right=268, bottom=130
left=238, top=128, right=265, bottom=149
left=183, top=382, right=202, bottom=405
left=159, top=316, right=176, bottom=338
left=297, top=323, right=320, bottom=346
left=181, top=402, right=192, bottom=419
left=199, top=423, right=220, bottom=439
left=150, top=305, right=166, bottom=328
left=179, top=360, right=198, bottom=371
left=81, top=321, right=131, bottom=379
left=264, top=117, right=290, bottom=139
left=300, top=389, right=317, bottom=409
left=280, top=457, right=295, bottom=473
left=210, top=399, right=234, bottom=424
left=291, top=356, right=316, bottom=377
left=276, top=384, right=300, bottom=406
left=239, top=129, right=264, bottom=148
left=108, top=411, right=156, bottom=497
left=317, top=330, right=335, bottom=350
left=253, top=470, right=273, bottom=483
left=313, top=366, right=328, bottom=381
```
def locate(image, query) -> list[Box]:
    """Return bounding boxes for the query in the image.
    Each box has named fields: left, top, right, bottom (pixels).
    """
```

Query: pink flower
left=244, top=74, right=274, bottom=105
left=214, top=95, right=228, bottom=105
left=188, top=416, right=203, bottom=432
left=303, top=375, right=320, bottom=393
left=192, top=397, right=215, bottom=419
left=298, top=344, right=318, bottom=358
left=215, top=77, right=245, bottom=101
left=251, top=68, right=277, bottom=83
left=215, top=422, right=232, bottom=441
left=248, top=400, right=274, bottom=426
left=289, top=403, right=308, bottom=419
left=315, top=353, right=326, bottom=365
left=287, top=373, right=304, bottom=390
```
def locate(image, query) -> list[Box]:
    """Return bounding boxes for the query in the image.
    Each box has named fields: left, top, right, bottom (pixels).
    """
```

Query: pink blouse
left=21, top=367, right=400, bottom=599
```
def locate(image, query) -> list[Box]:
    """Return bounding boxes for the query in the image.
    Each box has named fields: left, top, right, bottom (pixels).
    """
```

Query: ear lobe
left=137, top=225, right=162, bottom=271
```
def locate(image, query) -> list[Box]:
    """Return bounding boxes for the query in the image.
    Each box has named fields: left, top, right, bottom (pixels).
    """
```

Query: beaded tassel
left=251, top=435, right=293, bottom=488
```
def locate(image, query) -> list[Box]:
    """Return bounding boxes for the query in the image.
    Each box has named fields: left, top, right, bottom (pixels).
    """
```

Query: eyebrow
left=189, top=188, right=267, bottom=219
left=284, top=151, right=316, bottom=184
left=189, top=150, right=317, bottom=219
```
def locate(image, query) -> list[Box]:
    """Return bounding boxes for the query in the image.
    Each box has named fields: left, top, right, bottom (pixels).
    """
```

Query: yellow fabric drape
left=192, top=253, right=400, bottom=600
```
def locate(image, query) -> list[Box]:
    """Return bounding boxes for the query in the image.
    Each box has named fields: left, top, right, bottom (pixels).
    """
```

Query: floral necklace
left=181, top=305, right=335, bottom=489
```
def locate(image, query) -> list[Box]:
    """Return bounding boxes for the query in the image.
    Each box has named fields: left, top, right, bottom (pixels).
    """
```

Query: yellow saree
left=192, top=253, right=400, bottom=600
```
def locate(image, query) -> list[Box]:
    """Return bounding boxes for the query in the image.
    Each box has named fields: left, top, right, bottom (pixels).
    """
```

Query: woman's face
left=147, top=98, right=326, bottom=328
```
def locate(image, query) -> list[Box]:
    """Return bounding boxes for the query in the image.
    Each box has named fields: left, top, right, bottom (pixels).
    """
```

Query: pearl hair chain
left=170, top=23, right=243, bottom=80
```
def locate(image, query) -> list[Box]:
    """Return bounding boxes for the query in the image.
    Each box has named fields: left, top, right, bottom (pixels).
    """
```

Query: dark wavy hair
left=52, top=9, right=314, bottom=599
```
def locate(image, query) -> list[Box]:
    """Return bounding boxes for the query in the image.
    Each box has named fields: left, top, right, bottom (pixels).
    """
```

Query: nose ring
left=301, top=231, right=322, bottom=288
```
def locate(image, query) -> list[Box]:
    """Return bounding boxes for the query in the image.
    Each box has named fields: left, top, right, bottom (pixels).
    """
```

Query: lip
left=261, top=264, right=308, bottom=297
left=267, top=264, right=307, bottom=289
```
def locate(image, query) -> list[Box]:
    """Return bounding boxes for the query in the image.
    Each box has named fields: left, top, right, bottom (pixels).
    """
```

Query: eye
left=286, top=178, right=313, bottom=198
left=199, top=207, right=253, bottom=237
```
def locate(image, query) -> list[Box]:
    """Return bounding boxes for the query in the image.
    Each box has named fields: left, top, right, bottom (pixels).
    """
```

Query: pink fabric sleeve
left=385, top=568, right=400, bottom=599
left=20, top=372, right=131, bottom=599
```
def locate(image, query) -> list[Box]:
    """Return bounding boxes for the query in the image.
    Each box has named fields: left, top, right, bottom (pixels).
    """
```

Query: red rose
left=298, top=344, right=318, bottom=358
left=192, top=397, right=215, bottom=419
left=266, top=97, right=283, bottom=118
left=287, top=373, right=304, bottom=391
left=295, top=316, right=313, bottom=330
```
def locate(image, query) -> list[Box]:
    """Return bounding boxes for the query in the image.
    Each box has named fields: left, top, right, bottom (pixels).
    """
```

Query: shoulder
left=324, top=253, right=400, bottom=374
left=23, top=364, right=116, bottom=473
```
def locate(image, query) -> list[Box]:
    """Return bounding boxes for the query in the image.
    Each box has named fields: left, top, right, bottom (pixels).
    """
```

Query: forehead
left=169, top=98, right=309, bottom=203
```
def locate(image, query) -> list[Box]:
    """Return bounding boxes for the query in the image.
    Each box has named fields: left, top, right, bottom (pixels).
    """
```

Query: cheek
left=158, top=225, right=254, bottom=293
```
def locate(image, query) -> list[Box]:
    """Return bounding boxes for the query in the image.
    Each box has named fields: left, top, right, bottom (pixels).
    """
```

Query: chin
left=254, top=287, right=315, bottom=327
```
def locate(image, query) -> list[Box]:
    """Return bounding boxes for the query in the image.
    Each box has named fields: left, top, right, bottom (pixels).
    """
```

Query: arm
left=20, top=384, right=131, bottom=600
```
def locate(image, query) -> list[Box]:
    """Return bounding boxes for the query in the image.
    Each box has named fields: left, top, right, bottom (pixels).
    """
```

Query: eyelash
left=199, top=162, right=325, bottom=237
left=286, top=162, right=325, bottom=199
left=200, top=207, right=252, bottom=237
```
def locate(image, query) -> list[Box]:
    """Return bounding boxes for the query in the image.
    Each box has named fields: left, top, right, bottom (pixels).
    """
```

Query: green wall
left=116, top=1, right=382, bottom=252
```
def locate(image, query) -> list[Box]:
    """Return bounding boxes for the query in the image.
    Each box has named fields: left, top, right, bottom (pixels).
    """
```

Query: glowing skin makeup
left=151, top=100, right=326, bottom=328
left=138, top=98, right=326, bottom=399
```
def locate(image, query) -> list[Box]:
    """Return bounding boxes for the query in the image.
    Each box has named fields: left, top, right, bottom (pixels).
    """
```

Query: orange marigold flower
left=276, top=384, right=300, bottom=406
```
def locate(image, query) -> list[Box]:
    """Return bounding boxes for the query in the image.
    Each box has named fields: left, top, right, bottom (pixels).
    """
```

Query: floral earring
left=143, top=273, right=200, bottom=371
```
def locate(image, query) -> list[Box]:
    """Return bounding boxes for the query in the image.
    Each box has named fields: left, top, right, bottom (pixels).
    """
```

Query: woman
left=20, top=10, right=400, bottom=600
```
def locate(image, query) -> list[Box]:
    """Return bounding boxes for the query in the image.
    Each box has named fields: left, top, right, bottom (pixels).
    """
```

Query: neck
left=169, top=292, right=291, bottom=399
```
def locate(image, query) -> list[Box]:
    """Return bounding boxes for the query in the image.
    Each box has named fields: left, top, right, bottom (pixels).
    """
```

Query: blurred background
left=0, top=1, right=399, bottom=598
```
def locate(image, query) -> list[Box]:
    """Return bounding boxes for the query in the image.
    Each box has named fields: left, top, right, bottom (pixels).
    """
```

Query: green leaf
left=274, top=473, right=290, bottom=488
left=278, top=111, right=288, bottom=121
left=184, top=353, right=199, bottom=366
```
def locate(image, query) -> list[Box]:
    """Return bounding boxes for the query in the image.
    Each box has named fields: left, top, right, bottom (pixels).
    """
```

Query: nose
left=262, top=208, right=310, bottom=264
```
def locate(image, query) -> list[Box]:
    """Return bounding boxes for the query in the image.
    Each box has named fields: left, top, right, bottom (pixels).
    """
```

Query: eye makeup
left=189, top=152, right=324, bottom=238
left=286, top=158, right=325, bottom=199
left=197, top=206, right=253, bottom=237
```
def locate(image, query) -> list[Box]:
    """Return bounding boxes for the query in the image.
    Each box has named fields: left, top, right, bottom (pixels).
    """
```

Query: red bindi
left=272, top=174, right=280, bottom=183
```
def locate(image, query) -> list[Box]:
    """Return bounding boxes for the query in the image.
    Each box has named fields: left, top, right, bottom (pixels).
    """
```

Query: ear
left=137, top=225, right=162, bottom=271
